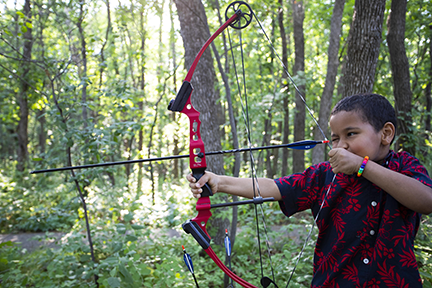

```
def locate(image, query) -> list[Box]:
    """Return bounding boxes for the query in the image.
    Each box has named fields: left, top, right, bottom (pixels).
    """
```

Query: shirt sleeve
left=275, top=162, right=331, bottom=218
left=393, top=151, right=432, bottom=188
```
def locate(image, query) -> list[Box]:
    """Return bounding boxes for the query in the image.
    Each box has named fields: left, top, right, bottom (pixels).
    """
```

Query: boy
left=187, top=94, right=432, bottom=287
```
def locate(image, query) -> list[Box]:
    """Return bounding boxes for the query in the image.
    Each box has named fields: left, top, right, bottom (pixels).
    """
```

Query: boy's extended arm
left=188, top=172, right=282, bottom=201
left=362, top=161, right=432, bottom=215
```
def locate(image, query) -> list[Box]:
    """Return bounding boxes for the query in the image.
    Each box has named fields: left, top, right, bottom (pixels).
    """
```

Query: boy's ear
left=381, top=122, right=395, bottom=146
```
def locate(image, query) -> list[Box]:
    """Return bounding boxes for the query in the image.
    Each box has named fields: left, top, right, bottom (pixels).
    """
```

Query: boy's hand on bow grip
left=328, top=148, right=364, bottom=175
left=187, top=171, right=219, bottom=199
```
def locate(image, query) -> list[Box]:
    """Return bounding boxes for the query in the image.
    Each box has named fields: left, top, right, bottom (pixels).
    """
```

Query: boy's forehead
left=330, top=110, right=369, bottom=128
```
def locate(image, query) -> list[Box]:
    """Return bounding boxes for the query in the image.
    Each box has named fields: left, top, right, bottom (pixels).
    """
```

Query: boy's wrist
left=357, top=156, right=369, bottom=177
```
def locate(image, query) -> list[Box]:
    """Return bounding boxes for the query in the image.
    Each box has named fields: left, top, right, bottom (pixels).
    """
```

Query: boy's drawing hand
left=328, top=148, right=363, bottom=175
left=187, top=171, right=219, bottom=199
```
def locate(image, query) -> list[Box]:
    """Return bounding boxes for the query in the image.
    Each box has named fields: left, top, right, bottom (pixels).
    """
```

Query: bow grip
left=192, top=168, right=213, bottom=197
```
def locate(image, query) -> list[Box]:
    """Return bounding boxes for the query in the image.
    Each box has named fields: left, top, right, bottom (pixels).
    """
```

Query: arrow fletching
left=224, top=229, right=231, bottom=257
left=285, top=140, right=329, bottom=150
left=182, top=245, right=194, bottom=274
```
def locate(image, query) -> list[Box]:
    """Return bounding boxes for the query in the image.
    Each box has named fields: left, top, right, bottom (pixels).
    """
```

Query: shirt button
left=370, top=230, right=375, bottom=236
left=363, top=258, right=370, bottom=264
left=371, top=201, right=377, bottom=207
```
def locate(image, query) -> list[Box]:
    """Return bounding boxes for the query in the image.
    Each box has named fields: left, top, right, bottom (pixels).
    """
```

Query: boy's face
left=329, top=110, right=390, bottom=162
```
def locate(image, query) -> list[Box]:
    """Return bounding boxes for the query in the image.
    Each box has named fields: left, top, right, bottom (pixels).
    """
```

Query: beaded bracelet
left=357, top=156, right=369, bottom=177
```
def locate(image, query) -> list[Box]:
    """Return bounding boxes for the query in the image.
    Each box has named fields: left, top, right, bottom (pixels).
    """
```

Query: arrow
left=182, top=245, right=200, bottom=288
left=30, top=140, right=329, bottom=174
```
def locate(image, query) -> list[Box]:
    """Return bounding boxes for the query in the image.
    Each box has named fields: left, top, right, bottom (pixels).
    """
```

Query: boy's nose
left=339, top=140, right=349, bottom=149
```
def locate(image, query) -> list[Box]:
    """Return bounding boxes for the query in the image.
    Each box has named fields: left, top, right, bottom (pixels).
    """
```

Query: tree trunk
left=77, top=2, right=88, bottom=129
left=99, top=0, right=111, bottom=88
left=340, top=0, right=386, bottom=97
left=175, top=0, right=226, bottom=245
left=169, top=0, right=179, bottom=180
left=387, top=0, right=415, bottom=155
left=312, top=0, right=345, bottom=164
left=17, top=0, right=33, bottom=172
left=423, top=24, right=432, bottom=157
left=292, top=0, right=305, bottom=173
left=278, top=0, right=291, bottom=177
left=137, top=6, right=146, bottom=196
left=37, top=109, right=46, bottom=155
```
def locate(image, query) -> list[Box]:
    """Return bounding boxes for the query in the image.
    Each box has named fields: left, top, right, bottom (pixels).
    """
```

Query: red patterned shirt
left=275, top=151, right=432, bottom=287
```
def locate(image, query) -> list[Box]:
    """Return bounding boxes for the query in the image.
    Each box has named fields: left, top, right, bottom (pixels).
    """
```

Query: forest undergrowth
left=0, top=169, right=431, bottom=288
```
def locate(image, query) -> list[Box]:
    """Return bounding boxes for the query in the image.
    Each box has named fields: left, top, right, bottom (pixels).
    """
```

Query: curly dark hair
left=331, top=94, right=397, bottom=134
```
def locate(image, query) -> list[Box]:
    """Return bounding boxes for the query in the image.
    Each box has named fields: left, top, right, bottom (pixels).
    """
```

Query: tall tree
left=340, top=0, right=386, bottom=97
left=279, top=0, right=291, bottom=177
left=292, top=0, right=305, bottom=172
left=425, top=24, right=432, bottom=156
left=387, top=0, right=415, bottom=155
left=137, top=4, right=147, bottom=196
left=312, top=0, right=346, bottom=164
left=76, top=1, right=88, bottom=130
left=169, top=0, right=180, bottom=179
left=16, top=0, right=33, bottom=172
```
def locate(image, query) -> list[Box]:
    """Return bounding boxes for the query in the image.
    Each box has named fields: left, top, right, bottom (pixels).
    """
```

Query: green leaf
left=119, top=265, right=134, bottom=284
left=112, top=242, right=123, bottom=253
left=116, top=223, right=126, bottom=234
left=16, top=11, right=25, bottom=17
left=0, top=241, right=14, bottom=248
left=131, top=224, right=145, bottom=230
left=80, top=254, right=91, bottom=262
left=21, top=25, right=27, bottom=33
left=107, top=277, right=121, bottom=288
left=125, top=235, right=137, bottom=242
left=124, top=213, right=133, bottom=222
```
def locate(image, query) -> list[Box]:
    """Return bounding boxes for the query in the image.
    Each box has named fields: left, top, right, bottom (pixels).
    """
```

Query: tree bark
left=312, top=0, right=345, bottom=164
left=17, top=0, right=33, bottom=172
left=278, top=0, right=291, bottom=177
left=292, top=0, right=305, bottom=173
left=340, top=0, right=386, bottom=97
left=137, top=6, right=146, bottom=196
left=99, top=0, right=111, bottom=88
left=423, top=24, right=432, bottom=157
left=77, top=2, right=88, bottom=129
left=169, top=0, right=180, bottom=179
left=387, top=0, right=415, bottom=155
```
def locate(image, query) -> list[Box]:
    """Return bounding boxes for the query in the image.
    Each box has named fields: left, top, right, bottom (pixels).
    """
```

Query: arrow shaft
left=30, top=140, right=328, bottom=174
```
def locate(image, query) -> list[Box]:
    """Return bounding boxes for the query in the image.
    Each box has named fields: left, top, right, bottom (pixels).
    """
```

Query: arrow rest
left=225, top=1, right=253, bottom=29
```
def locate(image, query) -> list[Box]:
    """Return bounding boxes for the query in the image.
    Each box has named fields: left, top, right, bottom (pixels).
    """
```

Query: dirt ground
left=0, top=232, right=65, bottom=253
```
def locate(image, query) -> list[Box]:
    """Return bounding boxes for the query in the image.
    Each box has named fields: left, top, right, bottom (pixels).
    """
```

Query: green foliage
left=0, top=209, right=319, bottom=287
left=416, top=215, right=432, bottom=287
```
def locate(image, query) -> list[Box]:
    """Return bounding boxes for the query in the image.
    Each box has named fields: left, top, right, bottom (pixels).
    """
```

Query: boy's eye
left=347, top=132, right=356, bottom=137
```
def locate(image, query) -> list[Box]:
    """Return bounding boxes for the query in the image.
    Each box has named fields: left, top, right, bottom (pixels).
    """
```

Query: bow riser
left=182, top=96, right=207, bottom=170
